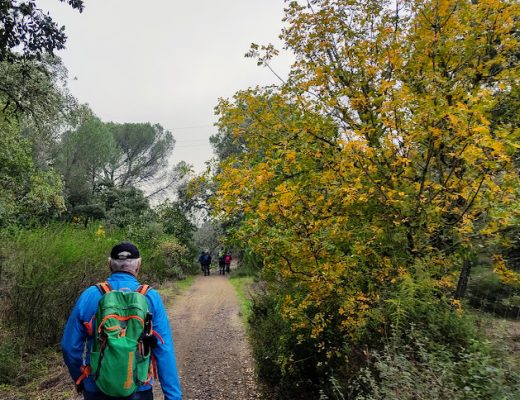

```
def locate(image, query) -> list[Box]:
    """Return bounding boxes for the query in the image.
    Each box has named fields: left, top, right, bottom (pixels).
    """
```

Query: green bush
left=0, top=335, right=20, bottom=385
left=249, top=289, right=322, bottom=400
left=126, top=219, right=166, bottom=252
left=468, top=268, right=520, bottom=318
left=352, top=334, right=520, bottom=400
left=0, top=220, right=197, bottom=354
left=144, top=238, right=197, bottom=282
left=231, top=248, right=263, bottom=278
left=231, top=261, right=259, bottom=278
left=379, top=275, right=480, bottom=349
left=0, top=332, right=51, bottom=386
left=127, top=220, right=198, bottom=283
left=1, top=223, right=123, bottom=350
left=248, top=272, right=512, bottom=400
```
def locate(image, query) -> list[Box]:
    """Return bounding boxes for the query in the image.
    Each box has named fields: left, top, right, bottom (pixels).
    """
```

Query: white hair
left=109, top=257, right=141, bottom=276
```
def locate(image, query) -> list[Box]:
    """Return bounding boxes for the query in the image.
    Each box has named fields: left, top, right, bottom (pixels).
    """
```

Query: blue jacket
left=61, top=272, right=182, bottom=400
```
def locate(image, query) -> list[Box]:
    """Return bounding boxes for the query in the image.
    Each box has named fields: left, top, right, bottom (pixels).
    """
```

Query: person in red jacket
left=224, top=253, right=232, bottom=274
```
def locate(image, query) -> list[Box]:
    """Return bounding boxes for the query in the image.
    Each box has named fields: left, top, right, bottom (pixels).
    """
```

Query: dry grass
left=0, top=352, right=78, bottom=400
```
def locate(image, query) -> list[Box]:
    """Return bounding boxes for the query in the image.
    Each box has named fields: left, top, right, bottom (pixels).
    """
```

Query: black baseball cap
left=110, top=242, right=140, bottom=260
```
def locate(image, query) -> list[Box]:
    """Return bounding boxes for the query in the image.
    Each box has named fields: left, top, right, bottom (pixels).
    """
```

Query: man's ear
left=107, top=258, right=112, bottom=272
left=136, top=258, right=142, bottom=275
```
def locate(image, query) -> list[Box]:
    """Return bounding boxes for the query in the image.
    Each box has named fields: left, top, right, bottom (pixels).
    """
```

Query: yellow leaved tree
left=212, top=0, right=519, bottom=396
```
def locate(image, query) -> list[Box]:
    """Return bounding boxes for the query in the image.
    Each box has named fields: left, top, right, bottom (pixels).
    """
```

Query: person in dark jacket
left=198, top=250, right=211, bottom=276
left=198, top=251, right=206, bottom=273
left=218, top=249, right=226, bottom=275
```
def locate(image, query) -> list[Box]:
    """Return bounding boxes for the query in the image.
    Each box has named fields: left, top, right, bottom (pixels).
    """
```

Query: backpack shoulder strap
left=136, top=284, right=151, bottom=295
left=96, top=281, right=112, bottom=295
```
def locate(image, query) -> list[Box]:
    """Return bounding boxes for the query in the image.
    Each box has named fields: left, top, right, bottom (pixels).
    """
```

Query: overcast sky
left=40, top=0, right=293, bottom=172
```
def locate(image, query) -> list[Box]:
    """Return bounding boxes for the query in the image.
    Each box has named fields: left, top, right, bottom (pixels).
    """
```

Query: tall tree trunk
left=454, top=258, right=472, bottom=300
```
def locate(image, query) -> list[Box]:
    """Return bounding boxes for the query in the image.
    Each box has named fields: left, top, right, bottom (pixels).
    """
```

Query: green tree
left=0, top=1, right=83, bottom=115
left=0, top=56, right=76, bottom=120
left=0, top=0, right=84, bottom=63
left=193, top=220, right=224, bottom=255
left=146, top=160, right=193, bottom=202
left=155, top=200, right=196, bottom=248
left=105, top=122, right=175, bottom=186
left=0, top=113, right=65, bottom=227
left=56, top=110, right=116, bottom=209
left=101, top=185, right=150, bottom=228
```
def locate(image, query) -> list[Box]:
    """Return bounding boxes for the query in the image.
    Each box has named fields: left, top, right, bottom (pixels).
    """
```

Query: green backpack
left=80, top=282, right=158, bottom=397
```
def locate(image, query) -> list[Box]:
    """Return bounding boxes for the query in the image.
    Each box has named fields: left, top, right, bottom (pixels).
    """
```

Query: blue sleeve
left=149, top=289, right=182, bottom=400
left=61, top=287, right=98, bottom=382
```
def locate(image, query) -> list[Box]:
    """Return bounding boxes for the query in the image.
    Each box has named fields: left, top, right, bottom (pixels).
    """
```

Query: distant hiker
left=224, top=253, right=232, bottom=274
left=199, top=250, right=211, bottom=276
left=198, top=251, right=206, bottom=273
left=62, top=242, right=182, bottom=400
left=218, top=249, right=226, bottom=275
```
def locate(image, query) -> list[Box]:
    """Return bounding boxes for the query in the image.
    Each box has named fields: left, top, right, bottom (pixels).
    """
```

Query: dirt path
left=160, top=274, right=260, bottom=400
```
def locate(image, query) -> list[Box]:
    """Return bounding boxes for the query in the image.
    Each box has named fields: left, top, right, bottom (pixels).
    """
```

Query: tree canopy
left=106, top=122, right=175, bottom=187
left=212, top=0, right=519, bottom=395
left=0, top=0, right=83, bottom=63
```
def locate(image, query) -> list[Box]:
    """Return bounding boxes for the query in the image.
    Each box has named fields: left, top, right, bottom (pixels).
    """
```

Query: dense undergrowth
left=0, top=222, right=198, bottom=388
left=353, top=333, right=520, bottom=400
left=238, top=258, right=520, bottom=400
left=468, top=266, right=520, bottom=318
left=206, top=0, right=520, bottom=398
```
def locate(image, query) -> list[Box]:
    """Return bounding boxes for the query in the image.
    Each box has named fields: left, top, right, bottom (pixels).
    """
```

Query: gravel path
left=158, top=274, right=260, bottom=400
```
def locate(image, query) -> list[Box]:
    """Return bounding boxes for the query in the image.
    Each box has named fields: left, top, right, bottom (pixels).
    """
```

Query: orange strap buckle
left=75, top=365, right=91, bottom=385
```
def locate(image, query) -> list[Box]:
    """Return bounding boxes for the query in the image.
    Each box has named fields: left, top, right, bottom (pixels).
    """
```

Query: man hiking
left=62, top=242, right=182, bottom=400
left=198, top=251, right=205, bottom=273
left=224, top=253, right=232, bottom=274
left=218, top=248, right=226, bottom=275
left=199, top=250, right=211, bottom=276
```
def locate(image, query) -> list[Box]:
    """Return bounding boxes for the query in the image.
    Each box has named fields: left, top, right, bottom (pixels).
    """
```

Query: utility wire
left=172, top=124, right=213, bottom=130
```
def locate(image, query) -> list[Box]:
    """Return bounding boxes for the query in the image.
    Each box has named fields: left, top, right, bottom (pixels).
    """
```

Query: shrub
left=1, top=223, right=123, bottom=350
left=352, top=334, right=520, bottom=400
left=248, top=272, right=494, bottom=400
left=468, top=268, right=520, bottom=318
left=0, top=331, right=51, bottom=386
left=0, top=214, right=197, bottom=387
left=249, top=288, right=323, bottom=400
left=0, top=335, right=20, bottom=385
left=126, top=219, right=165, bottom=251
left=144, top=238, right=197, bottom=282
left=231, top=248, right=263, bottom=278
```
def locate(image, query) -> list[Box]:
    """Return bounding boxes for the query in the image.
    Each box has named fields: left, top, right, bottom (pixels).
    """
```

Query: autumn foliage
left=212, top=0, right=519, bottom=397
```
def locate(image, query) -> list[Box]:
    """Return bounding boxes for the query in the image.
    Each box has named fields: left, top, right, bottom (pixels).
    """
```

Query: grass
left=0, top=348, right=76, bottom=400
left=174, top=274, right=195, bottom=292
left=230, top=275, right=255, bottom=323
left=156, top=274, right=196, bottom=306
left=471, top=309, right=520, bottom=369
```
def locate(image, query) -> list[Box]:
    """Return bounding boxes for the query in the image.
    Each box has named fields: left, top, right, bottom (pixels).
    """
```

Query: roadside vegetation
left=0, top=1, right=199, bottom=396
left=229, top=274, right=255, bottom=323
left=198, top=0, right=520, bottom=399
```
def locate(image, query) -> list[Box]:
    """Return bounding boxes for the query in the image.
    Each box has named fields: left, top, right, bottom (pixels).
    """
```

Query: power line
left=172, top=124, right=213, bottom=130
left=175, top=138, right=211, bottom=143
left=175, top=144, right=213, bottom=149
